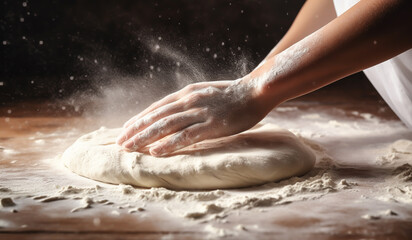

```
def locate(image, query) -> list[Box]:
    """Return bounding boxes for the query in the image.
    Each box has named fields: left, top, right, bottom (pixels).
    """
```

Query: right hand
left=116, top=79, right=271, bottom=156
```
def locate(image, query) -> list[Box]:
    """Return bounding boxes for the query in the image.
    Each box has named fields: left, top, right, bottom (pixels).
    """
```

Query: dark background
left=1, top=0, right=375, bottom=106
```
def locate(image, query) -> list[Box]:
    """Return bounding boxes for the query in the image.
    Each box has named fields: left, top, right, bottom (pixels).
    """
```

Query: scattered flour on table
left=376, top=139, right=412, bottom=166
left=362, top=209, right=399, bottom=220
left=1, top=112, right=412, bottom=238
left=0, top=136, right=356, bottom=223
left=374, top=140, right=412, bottom=204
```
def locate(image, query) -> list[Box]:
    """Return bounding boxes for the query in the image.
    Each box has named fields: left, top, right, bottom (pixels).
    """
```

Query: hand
left=116, top=78, right=269, bottom=156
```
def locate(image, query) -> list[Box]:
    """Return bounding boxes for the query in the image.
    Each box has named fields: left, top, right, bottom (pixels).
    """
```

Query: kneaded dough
left=62, top=124, right=315, bottom=190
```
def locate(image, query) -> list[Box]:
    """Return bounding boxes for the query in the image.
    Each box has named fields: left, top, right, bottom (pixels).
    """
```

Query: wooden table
left=1, top=97, right=412, bottom=240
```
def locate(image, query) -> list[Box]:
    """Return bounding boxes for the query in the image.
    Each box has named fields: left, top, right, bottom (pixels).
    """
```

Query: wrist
left=237, top=73, right=283, bottom=115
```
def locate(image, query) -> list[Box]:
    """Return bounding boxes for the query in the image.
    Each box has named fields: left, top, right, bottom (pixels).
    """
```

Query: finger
left=122, top=109, right=205, bottom=150
left=149, top=122, right=212, bottom=157
left=117, top=100, right=186, bottom=145
left=123, top=92, right=180, bottom=129
left=123, top=83, right=207, bottom=128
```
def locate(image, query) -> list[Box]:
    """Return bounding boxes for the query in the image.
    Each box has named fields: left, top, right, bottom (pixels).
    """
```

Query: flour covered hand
left=116, top=80, right=268, bottom=156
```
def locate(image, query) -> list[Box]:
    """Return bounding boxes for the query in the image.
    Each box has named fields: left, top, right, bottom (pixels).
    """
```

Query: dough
left=62, top=124, right=315, bottom=190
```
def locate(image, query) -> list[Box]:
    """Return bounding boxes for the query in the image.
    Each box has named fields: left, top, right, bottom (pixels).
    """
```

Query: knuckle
left=190, top=92, right=202, bottom=101
left=185, top=84, right=195, bottom=92
left=183, top=92, right=201, bottom=106
left=163, top=116, right=176, bottom=128
left=132, top=120, right=142, bottom=130
left=180, top=129, right=193, bottom=141
left=205, top=86, right=217, bottom=94
left=201, top=107, right=210, bottom=116
left=157, top=118, right=169, bottom=129
left=207, top=115, right=216, bottom=123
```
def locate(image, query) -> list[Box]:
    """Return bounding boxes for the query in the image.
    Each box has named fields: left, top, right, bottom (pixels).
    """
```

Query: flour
left=371, top=140, right=412, bottom=204
left=2, top=106, right=412, bottom=238
left=376, top=139, right=412, bottom=166
left=362, top=209, right=399, bottom=220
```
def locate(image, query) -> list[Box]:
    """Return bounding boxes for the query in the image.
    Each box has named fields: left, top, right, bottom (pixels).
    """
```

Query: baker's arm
left=247, top=0, right=412, bottom=115
left=117, top=0, right=412, bottom=156
left=262, top=0, right=336, bottom=63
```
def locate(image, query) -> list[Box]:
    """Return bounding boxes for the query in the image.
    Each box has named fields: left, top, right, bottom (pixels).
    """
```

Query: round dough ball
left=62, top=124, right=315, bottom=190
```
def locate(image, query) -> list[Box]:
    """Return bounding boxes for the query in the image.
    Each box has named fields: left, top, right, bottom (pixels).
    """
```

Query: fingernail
left=150, top=146, right=164, bottom=157
left=116, top=135, right=124, bottom=145
left=122, top=140, right=135, bottom=150
left=149, top=147, right=160, bottom=156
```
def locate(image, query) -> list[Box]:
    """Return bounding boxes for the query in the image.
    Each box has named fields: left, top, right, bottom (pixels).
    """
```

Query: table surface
left=1, top=94, right=412, bottom=240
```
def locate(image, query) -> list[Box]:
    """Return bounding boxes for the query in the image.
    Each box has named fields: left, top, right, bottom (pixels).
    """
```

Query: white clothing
left=333, top=0, right=412, bottom=129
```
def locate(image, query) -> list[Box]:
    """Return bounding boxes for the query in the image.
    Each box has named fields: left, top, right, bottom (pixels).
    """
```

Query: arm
left=248, top=0, right=412, bottom=112
left=117, top=0, right=412, bottom=156
left=263, top=0, right=336, bottom=61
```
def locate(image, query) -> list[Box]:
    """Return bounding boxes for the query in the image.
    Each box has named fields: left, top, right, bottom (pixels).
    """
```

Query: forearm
left=268, top=0, right=336, bottom=58
left=245, top=0, right=412, bottom=112
left=256, top=0, right=336, bottom=69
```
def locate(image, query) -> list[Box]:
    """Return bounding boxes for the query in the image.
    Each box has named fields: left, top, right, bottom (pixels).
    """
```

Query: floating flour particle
left=1, top=198, right=16, bottom=207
